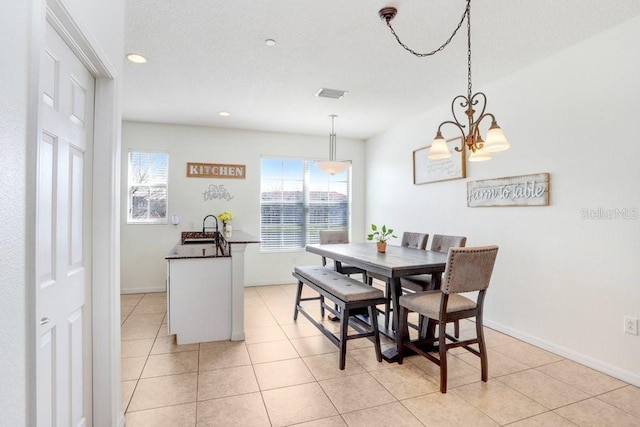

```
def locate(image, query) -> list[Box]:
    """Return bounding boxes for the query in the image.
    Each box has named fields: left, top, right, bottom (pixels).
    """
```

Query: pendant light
left=316, top=115, right=351, bottom=175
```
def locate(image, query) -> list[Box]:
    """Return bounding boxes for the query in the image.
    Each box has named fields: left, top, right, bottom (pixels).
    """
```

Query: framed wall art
left=413, top=137, right=466, bottom=184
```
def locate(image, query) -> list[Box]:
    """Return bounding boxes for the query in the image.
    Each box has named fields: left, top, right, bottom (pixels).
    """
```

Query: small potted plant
left=367, top=224, right=397, bottom=253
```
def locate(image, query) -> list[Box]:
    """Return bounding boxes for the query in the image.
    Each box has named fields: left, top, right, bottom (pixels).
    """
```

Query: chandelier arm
left=468, top=92, right=487, bottom=126
left=472, top=111, right=496, bottom=130
left=450, top=94, right=471, bottom=130
left=436, top=120, right=467, bottom=152
left=470, top=111, right=497, bottom=151
left=382, top=1, right=470, bottom=58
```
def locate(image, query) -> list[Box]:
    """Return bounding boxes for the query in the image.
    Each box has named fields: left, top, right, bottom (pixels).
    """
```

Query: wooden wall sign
left=467, top=173, right=550, bottom=207
left=186, top=162, right=246, bottom=179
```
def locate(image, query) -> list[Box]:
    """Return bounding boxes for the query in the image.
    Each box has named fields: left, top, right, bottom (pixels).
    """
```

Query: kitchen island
left=165, top=230, right=260, bottom=344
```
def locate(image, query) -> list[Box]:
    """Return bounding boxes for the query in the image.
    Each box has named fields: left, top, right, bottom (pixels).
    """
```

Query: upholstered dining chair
left=400, top=232, right=429, bottom=250
left=318, top=230, right=366, bottom=279
left=400, top=234, right=467, bottom=336
left=397, top=245, right=499, bottom=393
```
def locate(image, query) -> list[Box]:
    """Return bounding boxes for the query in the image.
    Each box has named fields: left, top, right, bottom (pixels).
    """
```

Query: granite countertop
left=222, top=230, right=261, bottom=244
left=165, top=230, right=260, bottom=260
left=166, top=242, right=230, bottom=259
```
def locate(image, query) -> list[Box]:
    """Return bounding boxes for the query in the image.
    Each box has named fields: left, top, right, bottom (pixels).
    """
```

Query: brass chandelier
left=379, top=0, right=509, bottom=161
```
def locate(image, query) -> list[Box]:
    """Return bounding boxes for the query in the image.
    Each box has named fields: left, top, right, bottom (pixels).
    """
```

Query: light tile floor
left=121, top=284, right=640, bottom=426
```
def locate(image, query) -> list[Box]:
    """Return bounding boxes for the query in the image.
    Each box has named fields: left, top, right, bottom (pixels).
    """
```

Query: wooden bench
left=292, top=265, right=386, bottom=369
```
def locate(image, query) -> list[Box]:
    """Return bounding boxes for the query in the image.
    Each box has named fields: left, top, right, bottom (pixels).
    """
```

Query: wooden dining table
left=305, top=242, right=448, bottom=361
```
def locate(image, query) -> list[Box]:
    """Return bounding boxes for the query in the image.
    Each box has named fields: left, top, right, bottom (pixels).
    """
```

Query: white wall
left=0, top=2, right=32, bottom=424
left=366, top=17, right=640, bottom=385
left=0, top=0, right=124, bottom=424
left=121, top=122, right=366, bottom=292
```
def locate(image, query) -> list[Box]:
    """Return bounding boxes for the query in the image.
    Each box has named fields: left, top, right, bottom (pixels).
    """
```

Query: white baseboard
left=120, top=287, right=166, bottom=294
left=120, top=282, right=290, bottom=294
left=484, top=318, right=640, bottom=387
left=243, top=280, right=297, bottom=287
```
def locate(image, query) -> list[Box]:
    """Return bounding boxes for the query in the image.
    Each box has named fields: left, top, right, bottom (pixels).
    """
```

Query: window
left=260, top=157, right=351, bottom=251
left=127, top=150, right=169, bottom=224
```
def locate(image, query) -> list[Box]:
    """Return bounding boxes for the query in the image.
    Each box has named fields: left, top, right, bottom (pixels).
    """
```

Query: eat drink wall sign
left=187, top=162, right=246, bottom=179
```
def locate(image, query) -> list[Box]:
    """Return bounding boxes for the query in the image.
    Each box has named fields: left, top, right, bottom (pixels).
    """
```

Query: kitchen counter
left=165, top=229, right=260, bottom=344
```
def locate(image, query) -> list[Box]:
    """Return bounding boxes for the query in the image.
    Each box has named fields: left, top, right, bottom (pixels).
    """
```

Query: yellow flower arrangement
left=218, top=211, right=233, bottom=225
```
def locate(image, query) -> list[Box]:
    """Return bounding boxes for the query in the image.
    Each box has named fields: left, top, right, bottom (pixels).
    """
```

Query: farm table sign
left=467, top=173, right=550, bottom=207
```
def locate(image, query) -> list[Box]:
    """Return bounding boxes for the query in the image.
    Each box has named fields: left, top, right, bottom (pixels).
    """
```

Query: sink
left=182, top=238, right=218, bottom=245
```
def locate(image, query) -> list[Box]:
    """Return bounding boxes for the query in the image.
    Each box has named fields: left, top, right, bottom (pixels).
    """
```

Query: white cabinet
left=166, top=256, right=232, bottom=345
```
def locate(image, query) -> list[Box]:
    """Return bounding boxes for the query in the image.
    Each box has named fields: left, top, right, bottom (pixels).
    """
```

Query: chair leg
left=454, top=319, right=460, bottom=338
left=439, top=319, right=448, bottom=393
left=294, top=280, right=303, bottom=320
left=397, top=306, right=410, bottom=365
left=477, top=317, right=488, bottom=382
left=339, top=308, right=349, bottom=370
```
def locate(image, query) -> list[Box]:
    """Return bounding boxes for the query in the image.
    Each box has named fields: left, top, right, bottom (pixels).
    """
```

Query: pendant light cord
left=466, top=0, right=472, bottom=100
left=383, top=0, right=470, bottom=58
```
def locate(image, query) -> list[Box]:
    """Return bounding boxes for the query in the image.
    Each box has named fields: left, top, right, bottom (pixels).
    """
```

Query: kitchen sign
left=186, top=162, right=246, bottom=179
left=467, top=173, right=550, bottom=207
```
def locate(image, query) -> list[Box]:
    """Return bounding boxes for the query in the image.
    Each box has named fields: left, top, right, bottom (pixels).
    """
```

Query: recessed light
left=126, top=53, right=147, bottom=64
left=265, top=39, right=276, bottom=47
left=218, top=111, right=231, bottom=117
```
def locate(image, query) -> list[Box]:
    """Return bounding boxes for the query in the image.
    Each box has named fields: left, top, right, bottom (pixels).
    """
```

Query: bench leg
left=339, top=308, right=349, bottom=370
left=294, top=280, right=303, bottom=320
left=369, top=305, right=382, bottom=363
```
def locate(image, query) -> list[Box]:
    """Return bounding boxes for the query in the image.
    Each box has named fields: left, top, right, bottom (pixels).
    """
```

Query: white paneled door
left=36, top=22, right=95, bottom=426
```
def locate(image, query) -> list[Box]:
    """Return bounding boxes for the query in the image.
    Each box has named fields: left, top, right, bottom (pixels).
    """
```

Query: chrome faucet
left=202, top=214, right=219, bottom=235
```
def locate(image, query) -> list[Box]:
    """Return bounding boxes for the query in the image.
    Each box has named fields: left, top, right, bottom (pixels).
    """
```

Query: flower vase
left=224, top=224, right=232, bottom=238
left=376, top=242, right=387, bottom=253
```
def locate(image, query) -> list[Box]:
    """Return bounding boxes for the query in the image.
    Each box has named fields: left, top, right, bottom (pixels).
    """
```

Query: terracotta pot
left=377, top=242, right=387, bottom=253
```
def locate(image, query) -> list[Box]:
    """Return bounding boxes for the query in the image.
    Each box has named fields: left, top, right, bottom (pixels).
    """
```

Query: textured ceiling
left=123, top=0, right=640, bottom=139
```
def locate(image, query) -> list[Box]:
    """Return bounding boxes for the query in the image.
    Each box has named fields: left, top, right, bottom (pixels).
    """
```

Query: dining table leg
left=381, top=277, right=404, bottom=362
left=389, top=277, right=399, bottom=333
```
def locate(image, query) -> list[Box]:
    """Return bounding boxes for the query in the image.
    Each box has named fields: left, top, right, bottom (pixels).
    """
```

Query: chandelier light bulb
left=483, top=121, right=510, bottom=152
left=468, top=143, right=492, bottom=162
left=428, top=132, right=451, bottom=159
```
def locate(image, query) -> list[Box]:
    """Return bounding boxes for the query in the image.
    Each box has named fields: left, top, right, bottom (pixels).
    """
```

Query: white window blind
left=127, top=150, right=169, bottom=224
left=260, top=157, right=351, bottom=251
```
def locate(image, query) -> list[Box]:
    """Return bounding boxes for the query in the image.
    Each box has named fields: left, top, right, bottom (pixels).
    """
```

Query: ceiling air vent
left=315, top=88, right=348, bottom=100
